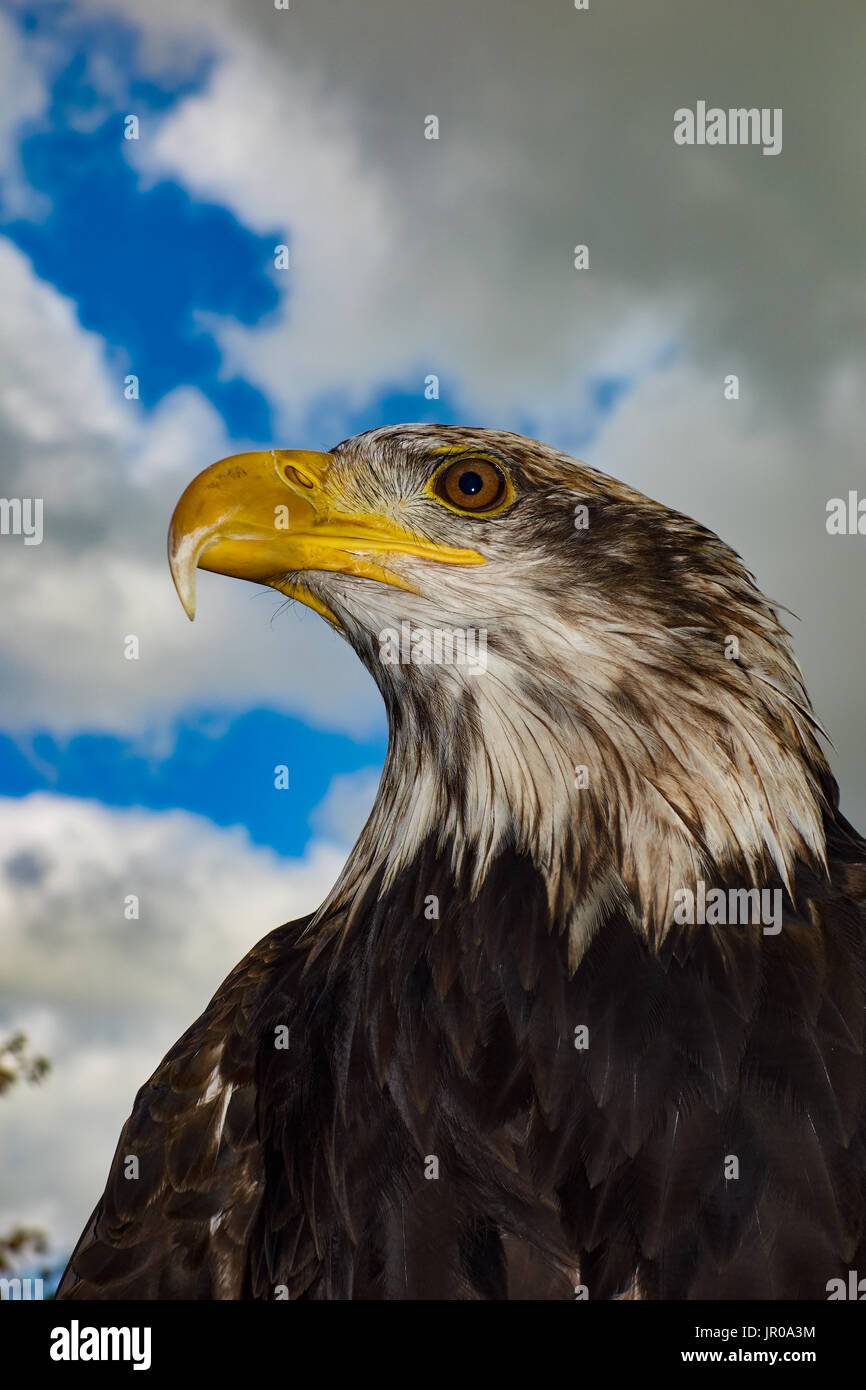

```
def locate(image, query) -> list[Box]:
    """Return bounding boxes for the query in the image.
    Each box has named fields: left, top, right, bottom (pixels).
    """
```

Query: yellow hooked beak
left=167, top=450, right=485, bottom=626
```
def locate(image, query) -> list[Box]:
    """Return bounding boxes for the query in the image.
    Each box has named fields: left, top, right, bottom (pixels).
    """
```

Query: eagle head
left=169, top=423, right=831, bottom=955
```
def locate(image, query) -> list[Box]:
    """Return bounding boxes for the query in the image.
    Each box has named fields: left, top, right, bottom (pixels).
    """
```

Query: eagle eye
left=431, top=457, right=510, bottom=514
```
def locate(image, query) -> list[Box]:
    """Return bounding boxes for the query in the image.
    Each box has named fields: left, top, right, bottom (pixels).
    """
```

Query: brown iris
left=433, top=458, right=507, bottom=513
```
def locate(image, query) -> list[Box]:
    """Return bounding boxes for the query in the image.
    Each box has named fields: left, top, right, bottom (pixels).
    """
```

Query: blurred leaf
left=0, top=1033, right=51, bottom=1095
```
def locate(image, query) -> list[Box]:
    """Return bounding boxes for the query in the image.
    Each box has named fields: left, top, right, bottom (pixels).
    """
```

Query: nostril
left=284, top=465, right=314, bottom=489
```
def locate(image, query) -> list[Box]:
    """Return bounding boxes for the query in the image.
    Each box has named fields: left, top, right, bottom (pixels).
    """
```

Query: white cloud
left=131, top=34, right=673, bottom=432
left=81, top=0, right=866, bottom=429
left=309, top=766, right=381, bottom=846
left=0, top=790, right=349, bottom=1257
left=0, top=237, right=382, bottom=737
left=0, top=236, right=125, bottom=453
left=0, top=792, right=344, bottom=1011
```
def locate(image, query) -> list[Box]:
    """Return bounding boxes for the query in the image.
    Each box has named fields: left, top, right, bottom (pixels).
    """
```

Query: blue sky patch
left=5, top=124, right=282, bottom=438
left=4, top=4, right=282, bottom=439
left=0, top=710, right=387, bottom=856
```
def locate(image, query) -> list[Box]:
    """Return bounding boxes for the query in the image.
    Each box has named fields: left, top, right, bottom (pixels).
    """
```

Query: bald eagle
left=58, top=425, right=866, bottom=1300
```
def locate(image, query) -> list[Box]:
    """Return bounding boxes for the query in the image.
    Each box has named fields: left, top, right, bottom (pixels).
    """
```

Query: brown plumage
left=57, top=425, right=866, bottom=1299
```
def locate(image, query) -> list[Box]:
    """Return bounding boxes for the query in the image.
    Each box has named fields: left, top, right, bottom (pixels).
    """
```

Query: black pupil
left=458, top=469, right=484, bottom=496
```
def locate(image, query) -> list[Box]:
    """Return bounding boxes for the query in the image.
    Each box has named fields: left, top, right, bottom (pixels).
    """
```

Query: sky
left=0, top=0, right=864, bottom=1273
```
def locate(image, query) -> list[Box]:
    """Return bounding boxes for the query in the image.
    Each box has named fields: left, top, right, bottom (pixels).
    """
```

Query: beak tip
left=168, top=529, right=198, bottom=621
left=175, top=575, right=197, bottom=622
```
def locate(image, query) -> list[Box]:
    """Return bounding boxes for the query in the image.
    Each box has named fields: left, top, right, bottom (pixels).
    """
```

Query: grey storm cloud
left=77, top=0, right=866, bottom=413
